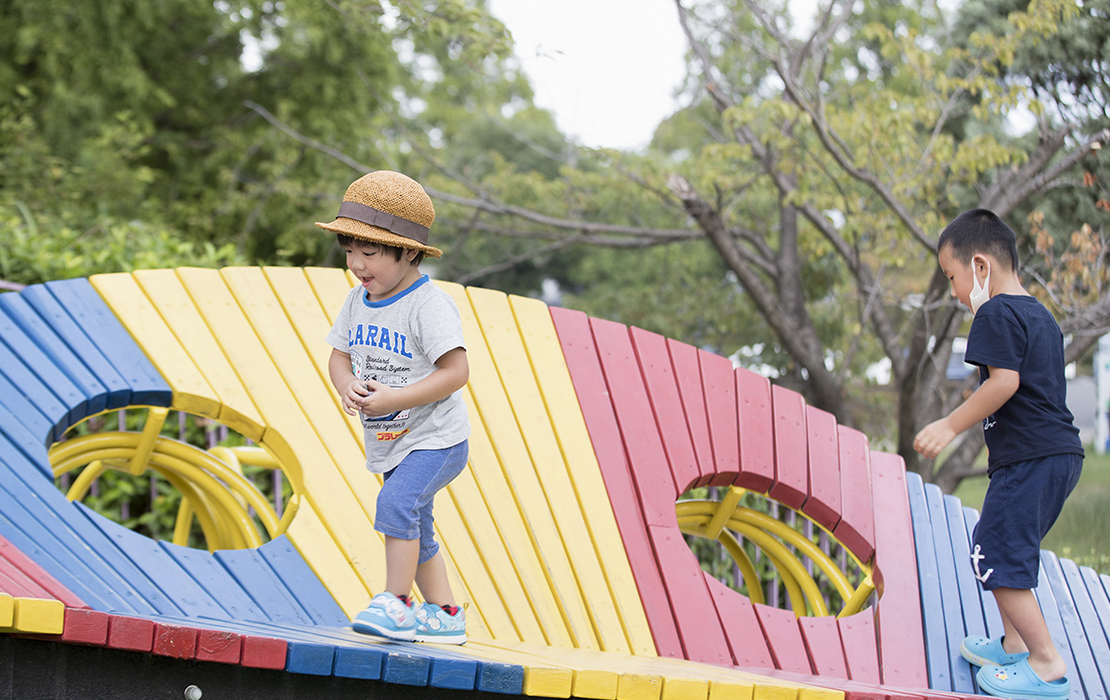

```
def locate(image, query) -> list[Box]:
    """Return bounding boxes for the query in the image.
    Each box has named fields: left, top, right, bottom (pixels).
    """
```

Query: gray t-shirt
left=326, top=275, right=470, bottom=473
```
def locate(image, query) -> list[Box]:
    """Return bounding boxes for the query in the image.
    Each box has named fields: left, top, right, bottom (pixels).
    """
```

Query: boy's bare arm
left=329, top=348, right=369, bottom=416
left=359, top=347, right=469, bottom=417
left=913, top=366, right=1019, bottom=459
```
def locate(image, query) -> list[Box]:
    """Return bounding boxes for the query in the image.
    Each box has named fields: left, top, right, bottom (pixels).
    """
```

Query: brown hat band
left=337, top=201, right=430, bottom=244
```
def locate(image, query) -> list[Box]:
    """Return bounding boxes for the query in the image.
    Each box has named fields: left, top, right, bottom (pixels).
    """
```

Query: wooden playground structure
left=0, top=266, right=1107, bottom=699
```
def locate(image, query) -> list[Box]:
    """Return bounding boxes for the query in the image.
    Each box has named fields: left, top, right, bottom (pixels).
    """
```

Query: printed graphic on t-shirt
left=351, top=351, right=414, bottom=425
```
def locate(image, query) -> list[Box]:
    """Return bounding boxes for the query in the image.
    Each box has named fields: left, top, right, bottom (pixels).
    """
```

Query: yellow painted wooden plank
left=469, top=287, right=632, bottom=654
left=121, top=269, right=266, bottom=440
left=440, top=282, right=597, bottom=650
left=617, top=673, right=663, bottom=700
left=524, top=666, right=575, bottom=698
left=708, top=680, right=756, bottom=700
left=661, top=677, right=708, bottom=700
left=285, top=500, right=372, bottom=617
left=89, top=273, right=225, bottom=425
left=5, top=597, right=64, bottom=634
left=511, top=293, right=659, bottom=657
left=172, top=267, right=382, bottom=595
left=0, top=593, right=12, bottom=627
left=430, top=283, right=573, bottom=647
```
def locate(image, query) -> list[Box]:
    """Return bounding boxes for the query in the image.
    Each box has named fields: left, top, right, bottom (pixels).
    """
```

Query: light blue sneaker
left=414, top=602, right=467, bottom=644
left=352, top=592, right=416, bottom=641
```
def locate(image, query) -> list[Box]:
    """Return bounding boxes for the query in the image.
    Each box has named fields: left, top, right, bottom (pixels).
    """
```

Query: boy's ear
left=405, top=248, right=419, bottom=263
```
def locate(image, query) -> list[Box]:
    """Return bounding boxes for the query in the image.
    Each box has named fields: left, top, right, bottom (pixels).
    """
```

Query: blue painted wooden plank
left=44, top=278, right=172, bottom=407
left=0, top=340, right=70, bottom=442
left=1040, top=551, right=1103, bottom=700
left=906, top=472, right=952, bottom=690
left=944, top=495, right=988, bottom=642
left=0, top=398, right=53, bottom=479
left=0, top=293, right=115, bottom=415
left=256, top=536, right=349, bottom=627
left=0, top=304, right=93, bottom=424
left=1061, top=559, right=1110, bottom=700
left=82, top=509, right=230, bottom=620
left=17, top=285, right=132, bottom=409
left=924, top=483, right=974, bottom=692
left=962, top=505, right=1004, bottom=639
left=214, top=548, right=315, bottom=626
left=1081, top=567, right=1110, bottom=658
left=159, top=541, right=269, bottom=622
left=381, top=649, right=432, bottom=686
left=0, top=472, right=122, bottom=612
left=0, top=371, right=52, bottom=447
left=0, top=432, right=179, bottom=615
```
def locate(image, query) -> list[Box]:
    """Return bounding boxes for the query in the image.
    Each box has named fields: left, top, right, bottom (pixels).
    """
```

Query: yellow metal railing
left=48, top=407, right=300, bottom=552
left=676, top=486, right=874, bottom=618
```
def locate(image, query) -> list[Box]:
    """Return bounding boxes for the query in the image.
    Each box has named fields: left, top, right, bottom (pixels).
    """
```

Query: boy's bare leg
left=414, top=550, right=455, bottom=607
left=384, top=535, right=419, bottom=598
left=993, top=587, right=1066, bottom=681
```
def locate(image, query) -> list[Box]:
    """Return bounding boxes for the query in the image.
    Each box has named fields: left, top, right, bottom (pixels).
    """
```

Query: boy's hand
left=339, top=378, right=370, bottom=416
left=913, top=418, right=956, bottom=460
left=358, top=377, right=397, bottom=417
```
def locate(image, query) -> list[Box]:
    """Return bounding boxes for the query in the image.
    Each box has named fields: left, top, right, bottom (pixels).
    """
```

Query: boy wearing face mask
left=914, top=208, right=1083, bottom=700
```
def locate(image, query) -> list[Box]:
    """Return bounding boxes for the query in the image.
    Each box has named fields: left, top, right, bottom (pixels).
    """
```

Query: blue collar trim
left=362, top=274, right=429, bottom=308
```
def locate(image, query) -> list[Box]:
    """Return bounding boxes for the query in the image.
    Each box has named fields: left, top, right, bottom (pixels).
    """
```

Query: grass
left=953, top=448, right=1110, bottom=575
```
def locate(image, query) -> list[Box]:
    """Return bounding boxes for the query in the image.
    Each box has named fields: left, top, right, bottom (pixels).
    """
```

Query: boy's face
left=938, top=244, right=989, bottom=312
left=344, top=240, right=421, bottom=302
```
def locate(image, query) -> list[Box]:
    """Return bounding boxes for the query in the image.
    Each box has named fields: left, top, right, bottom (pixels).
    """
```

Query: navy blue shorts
left=374, top=441, right=468, bottom=564
left=971, top=452, right=1082, bottom=591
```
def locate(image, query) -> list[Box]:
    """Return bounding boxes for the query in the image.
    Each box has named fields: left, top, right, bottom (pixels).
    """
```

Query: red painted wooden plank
left=700, top=350, right=739, bottom=487
left=107, top=615, right=155, bottom=652
left=838, top=612, right=880, bottom=683
left=647, top=525, right=732, bottom=666
left=62, top=608, right=109, bottom=645
left=630, top=327, right=701, bottom=496
left=735, top=369, right=775, bottom=493
left=591, top=317, right=677, bottom=525
left=0, top=534, right=88, bottom=608
left=800, top=615, right=849, bottom=679
left=769, top=384, right=808, bottom=509
left=703, top=575, right=774, bottom=669
left=803, top=405, right=842, bottom=531
left=196, top=628, right=243, bottom=664
left=869, top=450, right=928, bottom=688
left=153, top=622, right=199, bottom=659
left=241, top=634, right=288, bottom=670
left=754, top=603, right=812, bottom=674
left=832, top=426, right=876, bottom=563
left=0, top=564, right=50, bottom=599
left=589, top=316, right=731, bottom=664
left=550, top=306, right=683, bottom=657
left=667, top=339, right=715, bottom=490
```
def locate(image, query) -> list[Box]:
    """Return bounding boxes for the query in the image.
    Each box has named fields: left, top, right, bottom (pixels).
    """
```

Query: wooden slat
left=704, top=574, right=774, bottom=669
left=961, top=507, right=1004, bottom=639
left=734, top=368, right=775, bottom=492
left=1060, top=559, right=1110, bottom=699
left=769, top=385, right=808, bottom=510
left=45, top=278, right=172, bottom=407
left=440, top=284, right=575, bottom=648
left=590, top=316, right=731, bottom=665
left=667, top=339, right=716, bottom=490
left=755, top=604, right=812, bottom=675
left=0, top=312, right=82, bottom=438
left=923, top=484, right=974, bottom=693
left=1040, top=552, right=1102, bottom=700
left=631, top=327, right=702, bottom=500
left=837, top=613, right=880, bottom=684
left=832, top=426, right=875, bottom=563
left=803, top=406, right=834, bottom=530
left=0, top=534, right=87, bottom=609
left=701, top=351, right=740, bottom=487
left=869, top=453, right=927, bottom=688
left=550, top=305, right=684, bottom=658
left=467, top=286, right=619, bottom=652
left=905, top=472, right=950, bottom=690
left=942, top=495, right=989, bottom=667
left=799, top=616, right=848, bottom=679
left=89, top=272, right=229, bottom=428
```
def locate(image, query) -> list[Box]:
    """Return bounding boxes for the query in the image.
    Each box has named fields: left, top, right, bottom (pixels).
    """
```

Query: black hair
left=336, top=233, right=424, bottom=266
left=936, top=208, right=1019, bottom=271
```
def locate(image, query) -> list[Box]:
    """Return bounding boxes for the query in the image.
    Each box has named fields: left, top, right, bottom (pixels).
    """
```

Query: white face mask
left=969, top=258, right=991, bottom=315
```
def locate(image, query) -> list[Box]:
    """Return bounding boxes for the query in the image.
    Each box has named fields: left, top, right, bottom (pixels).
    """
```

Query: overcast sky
left=486, top=0, right=689, bottom=151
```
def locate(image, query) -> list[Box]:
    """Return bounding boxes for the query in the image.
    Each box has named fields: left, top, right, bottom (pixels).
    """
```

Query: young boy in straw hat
left=319, top=170, right=470, bottom=644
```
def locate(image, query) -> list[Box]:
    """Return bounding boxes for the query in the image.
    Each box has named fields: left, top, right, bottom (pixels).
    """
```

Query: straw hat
left=315, top=171, right=441, bottom=258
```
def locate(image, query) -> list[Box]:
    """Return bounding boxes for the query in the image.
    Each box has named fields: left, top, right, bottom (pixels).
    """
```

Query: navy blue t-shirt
left=964, top=294, right=1083, bottom=475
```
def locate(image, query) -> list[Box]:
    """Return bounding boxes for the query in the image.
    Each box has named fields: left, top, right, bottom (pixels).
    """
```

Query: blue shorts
left=972, top=452, right=1082, bottom=591
left=374, top=441, right=468, bottom=564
